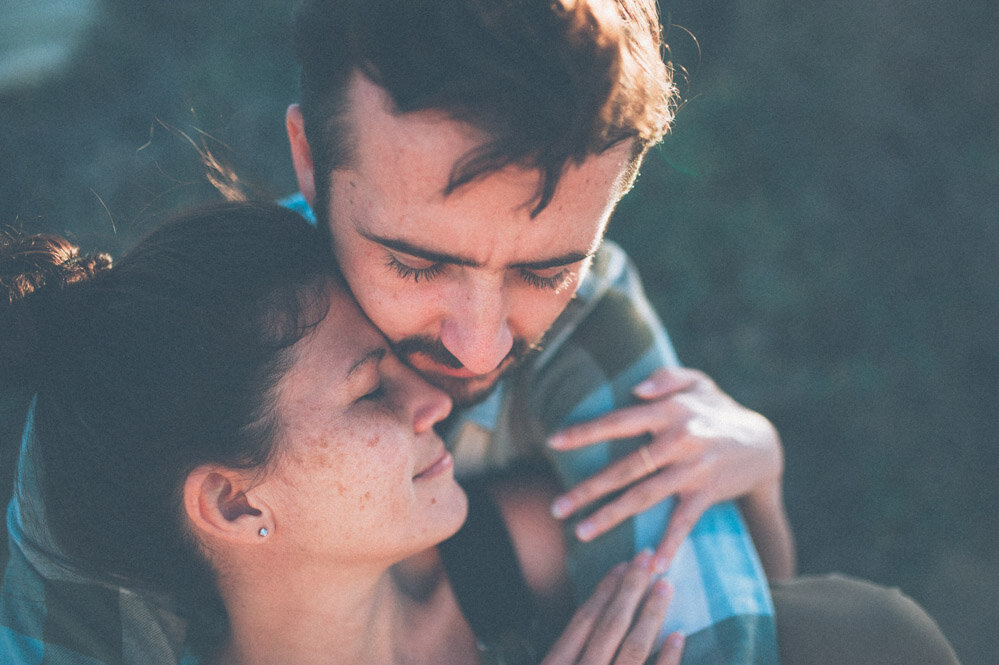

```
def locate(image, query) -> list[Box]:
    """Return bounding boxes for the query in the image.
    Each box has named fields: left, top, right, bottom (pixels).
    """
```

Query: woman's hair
left=1, top=202, right=337, bottom=628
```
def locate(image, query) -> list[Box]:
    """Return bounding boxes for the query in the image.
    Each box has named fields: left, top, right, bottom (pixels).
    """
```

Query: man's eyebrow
left=347, top=347, right=387, bottom=379
left=512, top=252, right=593, bottom=271
left=358, top=229, right=479, bottom=266
left=358, top=228, right=593, bottom=270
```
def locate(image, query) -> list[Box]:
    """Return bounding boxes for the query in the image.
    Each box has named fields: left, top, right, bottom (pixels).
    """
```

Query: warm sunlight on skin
left=260, top=286, right=467, bottom=564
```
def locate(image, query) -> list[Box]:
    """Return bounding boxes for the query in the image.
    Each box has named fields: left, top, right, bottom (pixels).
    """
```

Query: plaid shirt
left=439, top=238, right=777, bottom=664
left=0, top=196, right=777, bottom=664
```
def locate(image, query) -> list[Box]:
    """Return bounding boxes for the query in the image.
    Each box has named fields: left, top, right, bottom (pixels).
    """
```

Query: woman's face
left=259, top=285, right=467, bottom=566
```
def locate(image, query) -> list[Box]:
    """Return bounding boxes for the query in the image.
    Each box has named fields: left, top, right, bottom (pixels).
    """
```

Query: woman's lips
left=413, top=449, right=454, bottom=481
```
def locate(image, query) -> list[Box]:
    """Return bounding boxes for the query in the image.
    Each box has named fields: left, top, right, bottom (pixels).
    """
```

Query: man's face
left=290, top=75, right=635, bottom=406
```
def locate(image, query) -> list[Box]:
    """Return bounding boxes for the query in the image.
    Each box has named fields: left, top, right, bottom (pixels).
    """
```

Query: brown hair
left=1, top=232, right=112, bottom=385
left=1, top=203, right=338, bottom=650
left=1, top=232, right=111, bottom=303
left=294, top=0, right=678, bottom=222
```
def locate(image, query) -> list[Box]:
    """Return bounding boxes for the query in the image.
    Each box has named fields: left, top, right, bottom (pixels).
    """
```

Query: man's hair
left=294, top=0, right=678, bottom=220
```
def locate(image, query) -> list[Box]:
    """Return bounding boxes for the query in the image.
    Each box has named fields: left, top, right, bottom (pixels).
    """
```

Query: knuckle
left=671, top=505, right=698, bottom=532
left=633, top=481, right=661, bottom=506
left=687, top=367, right=713, bottom=386
left=616, top=638, right=650, bottom=664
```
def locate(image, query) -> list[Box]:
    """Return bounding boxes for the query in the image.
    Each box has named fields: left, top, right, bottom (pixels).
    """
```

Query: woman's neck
left=213, top=560, right=402, bottom=665
left=211, top=549, right=476, bottom=665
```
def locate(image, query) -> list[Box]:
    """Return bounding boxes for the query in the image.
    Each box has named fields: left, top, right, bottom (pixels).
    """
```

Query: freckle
left=430, top=497, right=437, bottom=505
left=366, top=434, right=380, bottom=448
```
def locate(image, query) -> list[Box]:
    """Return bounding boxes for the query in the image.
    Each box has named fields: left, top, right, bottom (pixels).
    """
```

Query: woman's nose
left=408, top=374, right=453, bottom=433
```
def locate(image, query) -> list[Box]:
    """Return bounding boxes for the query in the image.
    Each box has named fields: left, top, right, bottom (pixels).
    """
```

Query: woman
left=0, top=202, right=684, bottom=665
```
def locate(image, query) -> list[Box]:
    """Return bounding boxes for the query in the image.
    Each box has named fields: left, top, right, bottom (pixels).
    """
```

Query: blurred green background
left=1, top=1, right=996, bottom=663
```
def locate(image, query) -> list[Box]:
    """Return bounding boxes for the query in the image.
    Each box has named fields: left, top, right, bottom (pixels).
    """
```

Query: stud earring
left=258, top=527, right=269, bottom=538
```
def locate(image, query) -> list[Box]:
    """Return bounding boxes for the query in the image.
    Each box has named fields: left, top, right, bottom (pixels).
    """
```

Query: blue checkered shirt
left=0, top=195, right=777, bottom=664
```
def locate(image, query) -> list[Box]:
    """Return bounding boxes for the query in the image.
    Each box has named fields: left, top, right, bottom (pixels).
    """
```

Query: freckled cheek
left=300, top=430, right=409, bottom=510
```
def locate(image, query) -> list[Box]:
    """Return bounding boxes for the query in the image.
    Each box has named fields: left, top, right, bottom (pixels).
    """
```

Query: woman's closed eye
left=359, top=383, right=386, bottom=402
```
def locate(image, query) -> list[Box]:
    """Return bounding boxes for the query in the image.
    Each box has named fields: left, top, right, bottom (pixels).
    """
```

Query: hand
left=548, top=367, right=785, bottom=572
left=542, top=551, right=685, bottom=665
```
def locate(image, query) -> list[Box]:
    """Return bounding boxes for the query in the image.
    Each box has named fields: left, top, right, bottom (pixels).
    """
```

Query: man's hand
left=548, top=367, right=792, bottom=575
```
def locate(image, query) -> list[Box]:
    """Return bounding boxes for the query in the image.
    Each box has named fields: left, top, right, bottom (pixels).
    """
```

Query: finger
left=541, top=563, right=627, bottom=664
left=548, top=402, right=666, bottom=451
left=577, top=551, right=657, bottom=665
left=571, top=467, right=690, bottom=544
left=633, top=367, right=704, bottom=400
left=551, top=444, right=673, bottom=520
left=653, top=492, right=712, bottom=572
left=654, top=632, right=686, bottom=665
left=611, top=579, right=674, bottom=665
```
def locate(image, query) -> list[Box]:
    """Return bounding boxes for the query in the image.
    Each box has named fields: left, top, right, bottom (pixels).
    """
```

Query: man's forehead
left=345, top=74, right=484, bottom=183
left=340, top=72, right=635, bottom=206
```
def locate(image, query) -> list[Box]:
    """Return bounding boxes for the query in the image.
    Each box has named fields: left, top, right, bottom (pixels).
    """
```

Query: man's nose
left=439, top=281, right=514, bottom=375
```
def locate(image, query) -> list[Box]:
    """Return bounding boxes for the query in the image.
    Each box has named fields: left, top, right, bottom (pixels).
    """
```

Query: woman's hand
left=549, top=367, right=794, bottom=577
left=542, top=551, right=684, bottom=665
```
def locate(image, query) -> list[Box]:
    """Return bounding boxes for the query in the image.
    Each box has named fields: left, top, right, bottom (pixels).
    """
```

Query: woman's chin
left=425, top=480, right=469, bottom=545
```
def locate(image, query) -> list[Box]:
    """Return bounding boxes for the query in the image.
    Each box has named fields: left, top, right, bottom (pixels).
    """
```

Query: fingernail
left=634, top=548, right=653, bottom=568
left=633, top=379, right=657, bottom=398
left=551, top=497, right=572, bottom=519
left=653, top=554, right=669, bottom=574
left=547, top=432, right=566, bottom=449
left=653, top=579, right=672, bottom=596
left=576, top=521, right=596, bottom=541
left=667, top=633, right=685, bottom=649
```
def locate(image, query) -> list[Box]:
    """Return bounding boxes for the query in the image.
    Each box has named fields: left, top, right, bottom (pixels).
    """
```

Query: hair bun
left=2, top=232, right=112, bottom=304
left=1, top=231, right=112, bottom=388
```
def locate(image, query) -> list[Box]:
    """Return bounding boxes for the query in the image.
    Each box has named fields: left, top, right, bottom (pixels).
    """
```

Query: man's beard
left=391, top=336, right=535, bottom=407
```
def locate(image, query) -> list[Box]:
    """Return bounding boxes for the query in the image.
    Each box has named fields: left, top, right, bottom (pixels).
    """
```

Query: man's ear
left=286, top=103, right=316, bottom=206
left=184, top=465, right=272, bottom=544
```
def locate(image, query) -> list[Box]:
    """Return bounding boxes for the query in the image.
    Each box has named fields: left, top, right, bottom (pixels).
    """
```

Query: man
left=283, top=0, right=790, bottom=662
left=282, top=3, right=961, bottom=664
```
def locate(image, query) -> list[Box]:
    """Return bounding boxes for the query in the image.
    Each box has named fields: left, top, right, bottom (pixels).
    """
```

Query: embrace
left=1, top=1, right=959, bottom=664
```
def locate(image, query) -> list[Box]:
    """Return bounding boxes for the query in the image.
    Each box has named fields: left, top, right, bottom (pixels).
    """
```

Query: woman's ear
left=286, top=103, right=316, bottom=206
left=184, top=465, right=272, bottom=544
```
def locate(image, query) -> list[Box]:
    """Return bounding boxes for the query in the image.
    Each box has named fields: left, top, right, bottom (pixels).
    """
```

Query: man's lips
left=413, top=448, right=454, bottom=481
